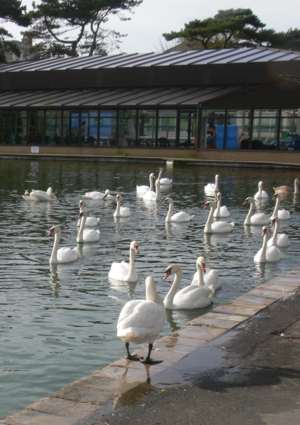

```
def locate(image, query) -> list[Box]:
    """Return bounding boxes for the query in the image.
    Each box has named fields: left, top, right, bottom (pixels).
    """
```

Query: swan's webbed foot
left=125, top=342, right=140, bottom=361
left=141, top=358, right=163, bottom=365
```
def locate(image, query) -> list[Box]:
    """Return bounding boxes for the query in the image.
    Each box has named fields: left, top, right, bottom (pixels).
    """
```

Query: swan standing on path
left=109, top=241, right=140, bottom=283
left=204, top=174, right=220, bottom=197
left=163, top=261, right=214, bottom=310
left=254, top=181, right=269, bottom=201
left=213, top=192, right=230, bottom=218
left=270, top=195, right=291, bottom=220
left=117, top=275, right=165, bottom=364
left=76, top=208, right=100, bottom=243
left=23, top=187, right=56, bottom=202
left=254, top=226, right=281, bottom=263
left=136, top=172, right=155, bottom=197
left=49, top=225, right=79, bottom=264
left=243, top=197, right=269, bottom=226
left=267, top=217, right=289, bottom=248
left=113, top=193, right=131, bottom=218
left=77, top=200, right=100, bottom=228
left=165, top=197, right=194, bottom=223
left=204, top=201, right=234, bottom=234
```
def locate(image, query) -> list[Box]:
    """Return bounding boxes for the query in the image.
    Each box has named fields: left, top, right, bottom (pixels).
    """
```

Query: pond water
left=0, top=158, right=299, bottom=416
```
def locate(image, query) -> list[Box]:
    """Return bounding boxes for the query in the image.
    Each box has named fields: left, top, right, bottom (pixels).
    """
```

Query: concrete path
left=2, top=270, right=300, bottom=425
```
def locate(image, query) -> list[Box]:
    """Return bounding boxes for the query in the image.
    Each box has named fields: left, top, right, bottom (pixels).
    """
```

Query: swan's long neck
left=196, top=262, right=205, bottom=288
left=204, top=206, right=215, bottom=233
left=145, top=278, right=157, bottom=302
left=126, top=247, right=136, bottom=280
left=294, top=179, right=299, bottom=195
left=215, top=196, right=221, bottom=216
left=271, top=197, right=280, bottom=219
left=215, top=175, right=219, bottom=192
left=164, top=269, right=182, bottom=308
left=114, top=198, right=121, bottom=216
left=244, top=200, right=255, bottom=225
left=165, top=201, right=174, bottom=222
left=149, top=174, right=155, bottom=192
left=270, top=220, right=279, bottom=245
left=77, top=213, right=87, bottom=243
left=50, top=231, right=60, bottom=264
left=155, top=179, right=160, bottom=200
left=260, top=232, right=268, bottom=262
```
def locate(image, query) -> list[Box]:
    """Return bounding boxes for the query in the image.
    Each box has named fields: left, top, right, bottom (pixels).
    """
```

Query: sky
left=6, top=0, right=300, bottom=53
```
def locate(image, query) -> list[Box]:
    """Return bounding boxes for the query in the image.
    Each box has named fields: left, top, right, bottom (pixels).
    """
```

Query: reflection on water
left=0, top=158, right=299, bottom=416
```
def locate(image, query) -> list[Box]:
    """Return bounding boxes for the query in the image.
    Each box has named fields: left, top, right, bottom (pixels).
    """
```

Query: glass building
left=0, top=47, right=300, bottom=152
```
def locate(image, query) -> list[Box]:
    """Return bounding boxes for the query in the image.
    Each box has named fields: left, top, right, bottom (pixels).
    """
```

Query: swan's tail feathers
left=117, top=328, right=140, bottom=342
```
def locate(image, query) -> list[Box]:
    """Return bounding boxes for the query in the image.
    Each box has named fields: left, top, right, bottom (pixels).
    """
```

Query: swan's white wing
left=160, top=178, right=172, bottom=185
left=219, top=206, right=230, bottom=217
left=30, top=190, right=49, bottom=201
left=136, top=185, right=150, bottom=197
left=278, top=209, right=290, bottom=220
left=83, top=228, right=100, bottom=242
left=266, top=246, right=282, bottom=262
left=173, top=286, right=212, bottom=309
left=142, top=190, right=156, bottom=201
left=108, top=261, right=129, bottom=280
left=57, top=247, right=79, bottom=263
left=205, top=270, right=220, bottom=290
left=277, top=233, right=289, bottom=247
left=211, top=221, right=234, bottom=233
left=251, top=213, right=269, bottom=225
left=204, top=183, right=216, bottom=196
left=171, top=211, right=194, bottom=222
left=118, top=301, right=165, bottom=343
left=120, top=207, right=130, bottom=217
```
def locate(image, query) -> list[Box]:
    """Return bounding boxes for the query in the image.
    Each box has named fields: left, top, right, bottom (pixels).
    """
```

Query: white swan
left=23, top=187, right=56, bottom=202
left=117, top=275, right=165, bottom=364
left=108, top=241, right=139, bottom=283
left=136, top=172, right=155, bottom=197
left=270, top=195, right=291, bottom=220
left=267, top=218, right=289, bottom=248
left=83, top=189, right=113, bottom=201
left=254, top=226, right=281, bottom=263
left=204, top=201, right=234, bottom=234
left=163, top=261, right=213, bottom=310
left=113, top=193, right=131, bottom=218
left=49, top=225, right=79, bottom=264
left=204, top=174, right=219, bottom=197
left=191, top=257, right=220, bottom=291
left=254, top=181, right=269, bottom=201
left=165, top=197, right=194, bottom=223
left=76, top=200, right=100, bottom=228
left=243, top=197, right=269, bottom=226
left=213, top=192, right=230, bottom=218
left=76, top=209, right=100, bottom=243
left=142, top=172, right=161, bottom=202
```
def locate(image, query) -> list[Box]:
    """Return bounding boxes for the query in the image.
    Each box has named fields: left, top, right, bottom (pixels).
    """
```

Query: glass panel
left=227, top=110, right=250, bottom=149
left=28, top=111, right=44, bottom=145
left=45, top=110, right=62, bottom=145
left=0, top=111, right=27, bottom=145
left=99, top=111, right=117, bottom=147
left=87, top=111, right=98, bottom=145
left=281, top=109, right=300, bottom=117
left=201, top=110, right=225, bottom=149
left=137, top=110, right=156, bottom=147
left=178, top=110, right=196, bottom=149
left=280, top=110, right=300, bottom=151
left=157, top=110, right=176, bottom=148
left=119, top=110, right=137, bottom=147
left=252, top=109, right=278, bottom=149
left=69, top=111, right=81, bottom=145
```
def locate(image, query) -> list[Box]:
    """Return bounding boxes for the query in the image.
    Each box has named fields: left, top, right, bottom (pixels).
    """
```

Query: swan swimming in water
left=204, top=201, right=234, bottom=234
left=243, top=197, right=269, bottom=226
left=270, top=195, right=291, bottom=220
left=254, top=226, right=281, bottom=263
left=113, top=193, right=131, bottom=218
left=23, top=187, right=56, bottom=202
left=136, top=172, right=155, bottom=197
left=191, top=257, right=220, bottom=291
left=165, top=197, right=194, bottom=223
left=204, top=174, right=220, bottom=197
left=267, top=217, right=289, bottom=248
left=213, top=191, right=230, bottom=218
left=76, top=208, right=100, bottom=243
left=49, top=225, right=79, bottom=264
left=109, top=241, right=139, bottom=283
left=254, top=181, right=269, bottom=201
left=76, top=200, right=100, bottom=228
left=117, top=275, right=165, bottom=364
left=163, top=260, right=214, bottom=310
left=142, top=171, right=161, bottom=202
left=83, top=189, right=113, bottom=201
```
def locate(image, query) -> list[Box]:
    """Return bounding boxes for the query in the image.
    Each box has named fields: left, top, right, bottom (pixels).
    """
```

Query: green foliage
left=30, top=0, right=143, bottom=57
left=163, top=8, right=300, bottom=51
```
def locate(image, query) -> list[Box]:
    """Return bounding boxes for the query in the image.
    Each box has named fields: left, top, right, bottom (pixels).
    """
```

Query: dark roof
left=0, top=47, right=300, bottom=73
left=0, top=86, right=238, bottom=108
